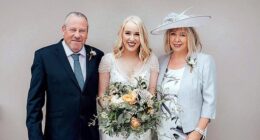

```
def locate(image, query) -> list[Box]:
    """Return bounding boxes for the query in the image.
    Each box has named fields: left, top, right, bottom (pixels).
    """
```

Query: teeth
left=174, top=44, right=181, bottom=47
left=128, top=42, right=136, bottom=47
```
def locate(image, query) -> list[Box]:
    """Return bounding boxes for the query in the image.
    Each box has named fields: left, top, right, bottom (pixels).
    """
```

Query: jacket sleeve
left=26, top=50, right=45, bottom=140
left=201, top=55, right=217, bottom=119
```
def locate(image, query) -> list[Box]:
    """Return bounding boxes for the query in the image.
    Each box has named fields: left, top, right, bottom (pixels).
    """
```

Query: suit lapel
left=178, top=53, right=198, bottom=102
left=157, top=53, right=193, bottom=102
left=178, top=64, right=190, bottom=99
left=82, top=45, right=95, bottom=91
left=55, top=41, right=81, bottom=91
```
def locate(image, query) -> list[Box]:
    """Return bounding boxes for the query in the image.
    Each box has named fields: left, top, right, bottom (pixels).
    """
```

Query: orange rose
left=122, top=91, right=137, bottom=105
left=147, top=106, right=154, bottom=114
left=130, top=117, right=141, bottom=129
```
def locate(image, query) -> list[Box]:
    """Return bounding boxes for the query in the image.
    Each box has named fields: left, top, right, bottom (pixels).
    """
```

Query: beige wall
left=1, top=0, right=260, bottom=139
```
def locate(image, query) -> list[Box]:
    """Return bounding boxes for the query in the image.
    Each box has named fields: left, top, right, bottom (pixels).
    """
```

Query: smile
left=127, top=42, right=136, bottom=47
left=173, top=44, right=182, bottom=48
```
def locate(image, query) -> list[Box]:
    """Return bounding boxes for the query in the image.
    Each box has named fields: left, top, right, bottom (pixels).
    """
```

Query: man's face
left=62, top=15, right=88, bottom=53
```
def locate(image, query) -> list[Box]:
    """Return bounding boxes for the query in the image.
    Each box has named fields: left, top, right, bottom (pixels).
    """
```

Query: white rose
left=189, top=59, right=196, bottom=65
left=100, top=112, right=108, bottom=119
left=111, top=95, right=124, bottom=104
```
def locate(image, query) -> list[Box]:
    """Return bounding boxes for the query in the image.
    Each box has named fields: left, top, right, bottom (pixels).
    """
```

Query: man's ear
left=62, top=25, right=66, bottom=35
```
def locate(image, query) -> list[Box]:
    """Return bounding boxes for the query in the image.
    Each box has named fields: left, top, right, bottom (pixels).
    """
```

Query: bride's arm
left=148, top=53, right=159, bottom=95
left=98, top=54, right=111, bottom=106
left=148, top=70, right=158, bottom=95
left=98, top=72, right=110, bottom=97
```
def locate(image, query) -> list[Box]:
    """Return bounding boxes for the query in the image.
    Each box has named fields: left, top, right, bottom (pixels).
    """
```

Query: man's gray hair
left=64, top=11, right=88, bottom=26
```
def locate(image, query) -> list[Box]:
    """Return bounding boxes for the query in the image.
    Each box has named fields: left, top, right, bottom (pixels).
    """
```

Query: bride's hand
left=97, top=96, right=110, bottom=109
left=97, top=97, right=104, bottom=108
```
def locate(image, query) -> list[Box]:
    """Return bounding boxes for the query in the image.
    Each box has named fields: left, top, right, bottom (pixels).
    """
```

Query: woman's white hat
left=151, top=9, right=211, bottom=35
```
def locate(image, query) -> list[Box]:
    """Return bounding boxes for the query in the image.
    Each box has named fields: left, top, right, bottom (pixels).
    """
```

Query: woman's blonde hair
left=164, top=27, right=202, bottom=58
left=113, top=16, right=151, bottom=62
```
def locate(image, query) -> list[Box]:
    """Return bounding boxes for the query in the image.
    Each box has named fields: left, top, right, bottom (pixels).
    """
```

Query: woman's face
left=122, top=21, right=141, bottom=54
left=169, top=28, right=188, bottom=54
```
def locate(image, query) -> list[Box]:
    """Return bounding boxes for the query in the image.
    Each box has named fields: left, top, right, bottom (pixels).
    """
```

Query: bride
left=98, top=16, right=159, bottom=140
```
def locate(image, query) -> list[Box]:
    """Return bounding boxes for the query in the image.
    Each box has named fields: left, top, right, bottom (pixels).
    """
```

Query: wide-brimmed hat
left=151, top=9, right=211, bottom=35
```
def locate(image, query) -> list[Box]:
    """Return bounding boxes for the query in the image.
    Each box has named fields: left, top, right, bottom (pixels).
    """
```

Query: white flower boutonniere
left=186, top=57, right=197, bottom=73
left=89, top=49, right=96, bottom=60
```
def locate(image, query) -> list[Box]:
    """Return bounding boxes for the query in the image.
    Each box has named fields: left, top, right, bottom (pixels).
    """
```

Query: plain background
left=0, top=0, right=259, bottom=139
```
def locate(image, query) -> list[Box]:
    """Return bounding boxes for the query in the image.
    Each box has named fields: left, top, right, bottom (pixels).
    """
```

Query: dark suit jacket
left=26, top=40, right=103, bottom=140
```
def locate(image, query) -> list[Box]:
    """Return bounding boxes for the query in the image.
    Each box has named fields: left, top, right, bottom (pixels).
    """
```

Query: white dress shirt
left=62, top=41, right=86, bottom=81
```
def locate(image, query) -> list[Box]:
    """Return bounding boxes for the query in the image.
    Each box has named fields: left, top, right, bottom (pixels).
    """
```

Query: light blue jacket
left=157, top=53, right=216, bottom=133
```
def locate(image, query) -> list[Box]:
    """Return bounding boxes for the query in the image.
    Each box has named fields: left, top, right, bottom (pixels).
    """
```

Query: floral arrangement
left=89, top=49, right=96, bottom=60
left=186, top=56, right=197, bottom=72
left=89, top=77, right=164, bottom=138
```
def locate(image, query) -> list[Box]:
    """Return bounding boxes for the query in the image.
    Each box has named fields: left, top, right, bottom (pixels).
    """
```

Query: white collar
left=62, top=40, right=86, bottom=57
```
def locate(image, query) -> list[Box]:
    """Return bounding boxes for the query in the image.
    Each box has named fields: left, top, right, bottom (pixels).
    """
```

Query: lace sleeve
left=98, top=53, right=112, bottom=73
left=149, top=53, right=159, bottom=72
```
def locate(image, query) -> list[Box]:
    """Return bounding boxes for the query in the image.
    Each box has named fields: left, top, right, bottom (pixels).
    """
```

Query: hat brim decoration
left=151, top=11, right=211, bottom=35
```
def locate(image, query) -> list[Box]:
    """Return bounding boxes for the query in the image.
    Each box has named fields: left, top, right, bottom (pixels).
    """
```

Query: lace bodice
left=98, top=52, right=158, bottom=140
left=99, top=52, right=159, bottom=86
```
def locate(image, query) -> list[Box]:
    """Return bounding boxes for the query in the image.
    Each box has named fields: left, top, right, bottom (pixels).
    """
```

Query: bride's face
left=122, top=21, right=141, bottom=54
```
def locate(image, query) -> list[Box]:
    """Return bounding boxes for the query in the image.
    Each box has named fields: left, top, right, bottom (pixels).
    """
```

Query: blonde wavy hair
left=164, top=27, right=202, bottom=58
left=113, top=16, right=151, bottom=62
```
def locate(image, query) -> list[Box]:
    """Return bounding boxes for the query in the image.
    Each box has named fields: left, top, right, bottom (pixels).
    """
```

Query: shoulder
left=197, top=53, right=213, bottom=59
left=34, top=42, right=61, bottom=56
left=102, top=52, right=114, bottom=59
left=196, top=53, right=215, bottom=64
left=147, top=52, right=158, bottom=62
left=146, top=52, right=159, bottom=71
left=85, top=44, right=104, bottom=57
left=195, top=53, right=216, bottom=71
left=98, top=52, right=114, bottom=72
left=158, top=54, right=170, bottom=64
left=100, top=52, right=114, bottom=65
left=151, top=52, right=158, bottom=59
left=149, top=52, right=157, bottom=58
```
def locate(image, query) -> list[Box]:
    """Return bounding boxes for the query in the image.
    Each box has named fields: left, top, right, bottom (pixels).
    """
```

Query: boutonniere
left=186, top=57, right=197, bottom=73
left=89, top=49, right=96, bottom=61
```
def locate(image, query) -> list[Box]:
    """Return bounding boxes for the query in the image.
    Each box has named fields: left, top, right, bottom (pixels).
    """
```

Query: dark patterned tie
left=71, top=54, right=84, bottom=90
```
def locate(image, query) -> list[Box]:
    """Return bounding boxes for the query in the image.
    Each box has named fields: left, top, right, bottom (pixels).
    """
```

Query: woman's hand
left=186, top=131, right=202, bottom=140
left=186, top=117, right=209, bottom=140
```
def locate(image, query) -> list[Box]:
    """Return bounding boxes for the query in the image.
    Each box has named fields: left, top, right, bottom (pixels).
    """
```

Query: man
left=26, top=12, right=103, bottom=140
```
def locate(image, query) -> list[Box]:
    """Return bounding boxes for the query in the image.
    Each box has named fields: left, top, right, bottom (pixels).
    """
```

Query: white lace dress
left=98, top=52, right=159, bottom=140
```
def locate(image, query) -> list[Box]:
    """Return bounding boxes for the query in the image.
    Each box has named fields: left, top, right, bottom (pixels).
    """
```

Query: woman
left=98, top=16, right=159, bottom=140
left=151, top=11, right=216, bottom=140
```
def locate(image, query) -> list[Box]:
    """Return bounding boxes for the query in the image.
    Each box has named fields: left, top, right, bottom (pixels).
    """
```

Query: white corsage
left=186, top=57, right=197, bottom=73
left=89, top=49, right=96, bottom=60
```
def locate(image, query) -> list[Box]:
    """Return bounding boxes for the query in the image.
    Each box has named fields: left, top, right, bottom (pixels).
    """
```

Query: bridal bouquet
left=91, top=77, right=164, bottom=137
